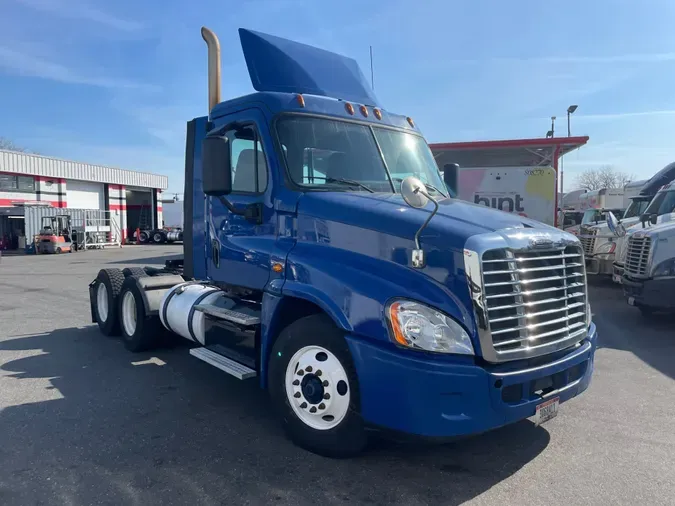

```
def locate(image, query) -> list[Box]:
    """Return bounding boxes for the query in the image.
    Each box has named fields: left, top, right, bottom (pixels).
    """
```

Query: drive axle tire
left=268, top=314, right=367, bottom=458
left=118, top=276, right=163, bottom=352
left=122, top=267, right=147, bottom=278
left=93, top=268, right=124, bottom=336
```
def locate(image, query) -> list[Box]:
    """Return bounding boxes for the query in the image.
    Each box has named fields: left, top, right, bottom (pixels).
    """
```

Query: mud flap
left=88, top=279, right=98, bottom=323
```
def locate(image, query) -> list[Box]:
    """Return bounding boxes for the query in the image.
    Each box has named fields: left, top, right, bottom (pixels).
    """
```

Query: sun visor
left=238, top=28, right=379, bottom=107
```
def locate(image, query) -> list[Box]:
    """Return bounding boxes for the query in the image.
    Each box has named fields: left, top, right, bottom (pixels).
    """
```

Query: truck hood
left=297, top=192, right=552, bottom=249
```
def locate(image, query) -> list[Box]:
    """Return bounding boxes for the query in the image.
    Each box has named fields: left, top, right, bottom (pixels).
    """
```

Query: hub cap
left=96, top=283, right=108, bottom=322
left=284, top=345, right=350, bottom=431
left=121, top=291, right=137, bottom=336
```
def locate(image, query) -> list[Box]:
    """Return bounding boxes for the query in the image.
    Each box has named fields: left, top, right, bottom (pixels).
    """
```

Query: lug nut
left=316, top=370, right=322, bottom=376
left=292, top=379, right=300, bottom=386
left=306, top=366, right=313, bottom=372
left=322, top=380, right=329, bottom=387
left=294, top=392, right=301, bottom=398
left=318, top=403, right=325, bottom=410
left=300, top=402, right=307, bottom=409
left=323, top=393, right=330, bottom=400
left=309, top=406, right=317, bottom=413
left=297, top=369, right=304, bottom=376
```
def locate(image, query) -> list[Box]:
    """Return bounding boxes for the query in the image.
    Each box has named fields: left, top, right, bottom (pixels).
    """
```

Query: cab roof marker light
left=406, top=116, right=415, bottom=128
left=373, top=108, right=382, bottom=120
left=345, top=102, right=355, bottom=115
left=296, top=94, right=306, bottom=107
left=359, top=105, right=368, bottom=117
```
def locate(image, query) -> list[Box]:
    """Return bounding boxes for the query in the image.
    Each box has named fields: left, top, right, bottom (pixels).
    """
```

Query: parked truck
left=612, top=162, right=675, bottom=283
left=87, top=27, right=597, bottom=457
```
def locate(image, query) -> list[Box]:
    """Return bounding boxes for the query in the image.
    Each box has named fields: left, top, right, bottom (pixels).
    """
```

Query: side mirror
left=606, top=211, right=626, bottom=237
left=650, top=213, right=658, bottom=225
left=202, top=135, right=232, bottom=196
left=443, top=163, right=459, bottom=197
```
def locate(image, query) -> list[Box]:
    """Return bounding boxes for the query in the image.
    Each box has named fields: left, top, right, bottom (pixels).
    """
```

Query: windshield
left=622, top=198, right=651, bottom=219
left=276, top=115, right=446, bottom=195
left=643, top=189, right=675, bottom=216
left=581, top=208, right=624, bottom=225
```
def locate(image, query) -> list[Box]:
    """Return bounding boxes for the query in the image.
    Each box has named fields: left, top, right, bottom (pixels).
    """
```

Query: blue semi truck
left=88, top=27, right=597, bottom=457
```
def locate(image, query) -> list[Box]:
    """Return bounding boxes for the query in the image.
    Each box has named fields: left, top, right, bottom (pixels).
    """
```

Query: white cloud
left=0, top=45, right=158, bottom=90
left=13, top=0, right=142, bottom=32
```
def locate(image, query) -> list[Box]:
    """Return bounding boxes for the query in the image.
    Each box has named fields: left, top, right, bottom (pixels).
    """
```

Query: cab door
left=206, top=108, right=276, bottom=290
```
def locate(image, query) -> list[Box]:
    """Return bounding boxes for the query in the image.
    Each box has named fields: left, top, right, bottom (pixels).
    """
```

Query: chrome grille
left=624, top=235, right=651, bottom=276
left=579, top=227, right=596, bottom=255
left=481, top=246, right=588, bottom=358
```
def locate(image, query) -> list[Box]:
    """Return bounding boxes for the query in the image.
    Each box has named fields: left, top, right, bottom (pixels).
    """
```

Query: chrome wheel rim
left=121, top=291, right=137, bottom=336
left=96, top=283, right=108, bottom=322
left=284, top=345, right=350, bottom=431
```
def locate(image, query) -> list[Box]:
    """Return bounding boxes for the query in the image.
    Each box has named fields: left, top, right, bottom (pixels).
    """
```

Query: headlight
left=653, top=258, right=675, bottom=277
left=387, top=300, right=474, bottom=355
left=596, top=241, right=616, bottom=254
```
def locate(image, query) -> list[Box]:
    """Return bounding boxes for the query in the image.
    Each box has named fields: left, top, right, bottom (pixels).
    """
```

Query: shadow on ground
left=589, top=282, right=675, bottom=380
left=0, top=327, right=549, bottom=505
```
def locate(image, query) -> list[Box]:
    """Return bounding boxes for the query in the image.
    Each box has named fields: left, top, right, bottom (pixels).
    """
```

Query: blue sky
left=2, top=0, right=675, bottom=194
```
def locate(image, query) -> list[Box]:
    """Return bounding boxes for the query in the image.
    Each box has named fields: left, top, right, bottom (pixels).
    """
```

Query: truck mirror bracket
left=216, top=196, right=263, bottom=225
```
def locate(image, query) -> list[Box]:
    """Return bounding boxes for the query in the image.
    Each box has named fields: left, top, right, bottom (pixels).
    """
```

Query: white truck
left=619, top=217, right=675, bottom=316
left=578, top=180, right=648, bottom=275
left=612, top=162, right=675, bottom=283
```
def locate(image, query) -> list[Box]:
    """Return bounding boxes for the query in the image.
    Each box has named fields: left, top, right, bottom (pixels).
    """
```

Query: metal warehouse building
left=0, top=149, right=168, bottom=251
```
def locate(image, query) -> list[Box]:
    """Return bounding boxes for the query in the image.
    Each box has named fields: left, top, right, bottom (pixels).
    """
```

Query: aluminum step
left=189, top=347, right=257, bottom=380
left=194, top=304, right=261, bottom=326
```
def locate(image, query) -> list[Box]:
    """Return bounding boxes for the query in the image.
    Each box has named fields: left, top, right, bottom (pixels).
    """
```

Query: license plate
left=628, top=296, right=635, bottom=306
left=534, top=397, right=559, bottom=426
left=612, top=274, right=622, bottom=284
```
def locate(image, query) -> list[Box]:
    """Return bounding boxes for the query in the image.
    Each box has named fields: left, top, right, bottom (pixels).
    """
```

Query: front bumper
left=346, top=323, right=597, bottom=438
left=622, top=276, right=675, bottom=310
left=612, top=263, right=624, bottom=284
left=586, top=254, right=615, bottom=275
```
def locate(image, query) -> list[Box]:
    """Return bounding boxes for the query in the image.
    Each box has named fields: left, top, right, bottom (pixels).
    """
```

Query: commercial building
left=0, top=149, right=168, bottom=250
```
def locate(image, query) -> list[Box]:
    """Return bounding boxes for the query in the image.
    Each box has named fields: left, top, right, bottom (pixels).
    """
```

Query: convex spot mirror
left=607, top=211, right=626, bottom=237
left=400, top=176, right=429, bottom=208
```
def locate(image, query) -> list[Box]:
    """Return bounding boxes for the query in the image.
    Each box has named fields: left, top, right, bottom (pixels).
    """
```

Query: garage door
left=66, top=180, right=105, bottom=209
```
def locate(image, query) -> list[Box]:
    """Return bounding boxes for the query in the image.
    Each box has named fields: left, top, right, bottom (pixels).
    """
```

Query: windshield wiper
left=306, top=177, right=375, bottom=193
left=392, top=178, right=447, bottom=198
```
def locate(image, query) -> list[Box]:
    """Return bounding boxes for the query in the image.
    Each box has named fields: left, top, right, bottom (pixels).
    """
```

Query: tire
left=56, top=247, right=62, bottom=254
left=268, top=314, right=367, bottom=458
left=118, top=276, right=164, bottom=352
left=152, top=231, right=167, bottom=244
left=138, top=231, right=150, bottom=244
left=93, top=268, right=124, bottom=336
left=122, top=267, right=147, bottom=278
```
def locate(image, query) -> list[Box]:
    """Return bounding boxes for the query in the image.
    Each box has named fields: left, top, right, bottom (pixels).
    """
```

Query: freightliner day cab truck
left=88, top=27, right=597, bottom=457
left=611, top=162, right=675, bottom=283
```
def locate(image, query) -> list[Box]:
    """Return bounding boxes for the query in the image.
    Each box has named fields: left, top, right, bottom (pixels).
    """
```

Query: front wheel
left=268, top=314, right=367, bottom=458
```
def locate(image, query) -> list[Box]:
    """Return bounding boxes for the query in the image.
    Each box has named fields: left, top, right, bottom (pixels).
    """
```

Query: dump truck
left=87, top=27, right=597, bottom=457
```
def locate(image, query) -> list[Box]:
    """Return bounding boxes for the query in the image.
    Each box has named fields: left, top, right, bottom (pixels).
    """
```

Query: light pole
left=567, top=104, right=578, bottom=136
left=550, top=116, right=556, bottom=137
left=561, top=105, right=578, bottom=195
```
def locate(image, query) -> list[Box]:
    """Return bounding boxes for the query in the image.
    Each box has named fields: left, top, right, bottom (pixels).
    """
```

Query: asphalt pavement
left=0, top=246, right=673, bottom=505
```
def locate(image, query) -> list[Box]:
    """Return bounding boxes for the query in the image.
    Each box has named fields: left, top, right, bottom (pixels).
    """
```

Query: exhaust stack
left=201, top=27, right=221, bottom=113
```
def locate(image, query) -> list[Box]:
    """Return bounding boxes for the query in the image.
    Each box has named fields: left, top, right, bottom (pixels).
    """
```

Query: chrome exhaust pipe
left=201, top=27, right=221, bottom=113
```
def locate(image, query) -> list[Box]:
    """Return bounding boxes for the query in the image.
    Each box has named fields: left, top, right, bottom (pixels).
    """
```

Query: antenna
left=369, top=45, right=374, bottom=90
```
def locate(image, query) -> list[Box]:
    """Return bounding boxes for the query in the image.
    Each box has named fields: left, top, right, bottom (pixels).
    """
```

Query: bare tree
left=0, top=137, right=28, bottom=152
left=575, top=165, right=636, bottom=191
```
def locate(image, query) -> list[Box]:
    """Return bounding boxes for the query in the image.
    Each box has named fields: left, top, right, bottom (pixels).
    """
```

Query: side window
left=228, top=126, right=268, bottom=193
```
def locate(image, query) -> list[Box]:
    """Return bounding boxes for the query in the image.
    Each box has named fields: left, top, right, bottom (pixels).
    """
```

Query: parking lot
left=0, top=245, right=673, bottom=505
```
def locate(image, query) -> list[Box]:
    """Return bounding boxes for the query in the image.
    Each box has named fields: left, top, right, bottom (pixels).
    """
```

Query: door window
left=228, top=126, right=268, bottom=194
